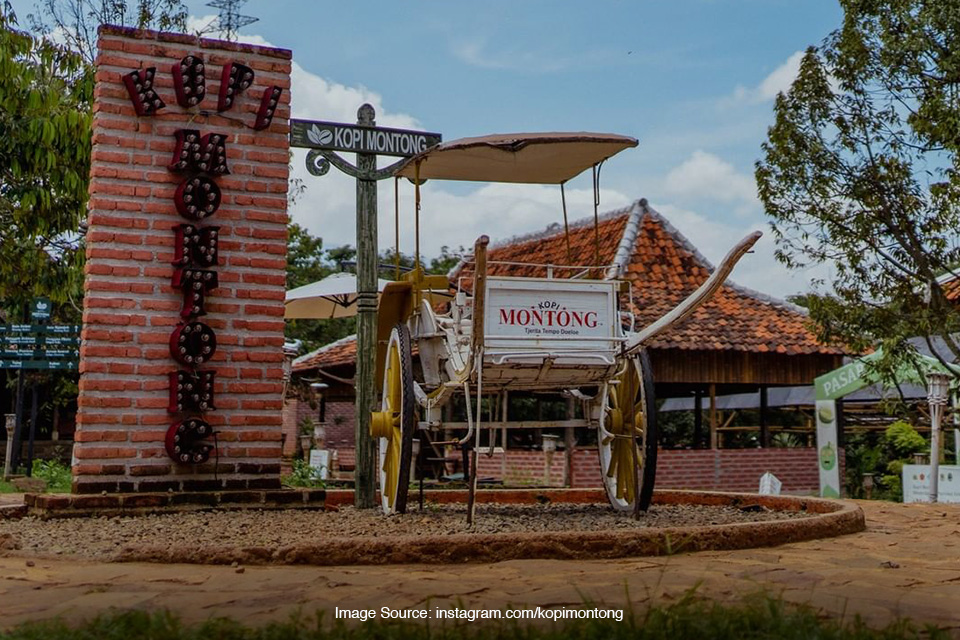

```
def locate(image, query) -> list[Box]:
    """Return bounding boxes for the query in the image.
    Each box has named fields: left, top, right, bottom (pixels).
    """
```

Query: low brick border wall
left=22, top=488, right=325, bottom=519
left=0, top=504, right=27, bottom=520
left=110, top=489, right=864, bottom=566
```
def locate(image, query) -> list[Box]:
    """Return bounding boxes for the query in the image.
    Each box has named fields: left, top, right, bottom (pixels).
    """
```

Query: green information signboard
left=0, top=324, right=80, bottom=334
left=0, top=321, right=81, bottom=371
left=0, top=359, right=79, bottom=370
left=0, top=335, right=80, bottom=347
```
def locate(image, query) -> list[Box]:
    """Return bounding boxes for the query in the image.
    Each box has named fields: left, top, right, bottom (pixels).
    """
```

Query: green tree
left=756, top=1, right=960, bottom=378
left=429, top=245, right=465, bottom=275
left=1, top=4, right=89, bottom=424
left=285, top=224, right=353, bottom=354
left=0, top=4, right=92, bottom=318
left=286, top=223, right=333, bottom=289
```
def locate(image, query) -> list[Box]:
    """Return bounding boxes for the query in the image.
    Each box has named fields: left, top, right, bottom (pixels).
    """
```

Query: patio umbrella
left=285, top=273, right=393, bottom=319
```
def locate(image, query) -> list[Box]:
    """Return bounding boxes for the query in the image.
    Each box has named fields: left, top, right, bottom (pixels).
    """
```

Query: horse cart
left=369, top=133, right=761, bottom=520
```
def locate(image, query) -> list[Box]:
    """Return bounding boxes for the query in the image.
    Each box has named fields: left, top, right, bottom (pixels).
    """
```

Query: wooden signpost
left=290, top=106, right=440, bottom=508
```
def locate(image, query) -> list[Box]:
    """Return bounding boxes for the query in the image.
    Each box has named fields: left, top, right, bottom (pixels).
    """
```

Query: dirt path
left=1, top=500, right=958, bottom=632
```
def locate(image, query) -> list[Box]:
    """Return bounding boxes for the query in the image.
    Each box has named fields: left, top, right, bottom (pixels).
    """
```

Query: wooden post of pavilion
left=693, top=388, right=703, bottom=449
left=709, top=383, right=718, bottom=449
left=759, top=385, right=769, bottom=447
left=564, top=396, right=576, bottom=486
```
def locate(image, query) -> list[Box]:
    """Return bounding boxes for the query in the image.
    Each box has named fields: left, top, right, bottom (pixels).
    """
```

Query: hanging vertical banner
left=814, top=399, right=841, bottom=498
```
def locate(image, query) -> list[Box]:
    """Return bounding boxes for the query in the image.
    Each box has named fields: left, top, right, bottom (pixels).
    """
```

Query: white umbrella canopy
left=393, top=132, right=639, bottom=184
left=285, top=272, right=393, bottom=319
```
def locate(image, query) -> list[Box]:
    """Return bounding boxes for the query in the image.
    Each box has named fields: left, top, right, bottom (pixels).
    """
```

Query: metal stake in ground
left=290, top=106, right=441, bottom=508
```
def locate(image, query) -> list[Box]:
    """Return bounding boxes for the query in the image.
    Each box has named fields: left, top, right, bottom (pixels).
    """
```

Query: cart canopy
left=394, top=132, right=638, bottom=184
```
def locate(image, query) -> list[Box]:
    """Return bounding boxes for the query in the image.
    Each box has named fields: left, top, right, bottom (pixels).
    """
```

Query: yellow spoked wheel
left=371, top=323, right=415, bottom=515
left=597, top=350, right=658, bottom=512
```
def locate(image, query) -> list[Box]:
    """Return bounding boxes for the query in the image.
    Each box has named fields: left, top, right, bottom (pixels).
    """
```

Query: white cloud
left=653, top=204, right=827, bottom=298
left=180, top=17, right=822, bottom=299
left=662, top=150, right=758, bottom=215
left=451, top=37, right=615, bottom=73
left=730, top=50, right=804, bottom=104
left=186, top=15, right=418, bottom=128
left=283, top=58, right=630, bottom=263
left=230, top=20, right=631, bottom=267
left=293, top=169, right=632, bottom=264
left=398, top=183, right=631, bottom=256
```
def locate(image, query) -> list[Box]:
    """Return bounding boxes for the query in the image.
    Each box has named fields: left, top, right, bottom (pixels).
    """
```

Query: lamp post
left=926, top=371, right=950, bottom=503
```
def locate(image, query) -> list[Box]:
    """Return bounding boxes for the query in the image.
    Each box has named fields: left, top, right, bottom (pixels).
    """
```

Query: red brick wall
left=472, top=447, right=823, bottom=494
left=476, top=450, right=567, bottom=486
left=324, top=400, right=356, bottom=448
left=285, top=398, right=353, bottom=457
left=569, top=447, right=822, bottom=493
left=655, top=448, right=824, bottom=493
left=73, top=27, right=291, bottom=493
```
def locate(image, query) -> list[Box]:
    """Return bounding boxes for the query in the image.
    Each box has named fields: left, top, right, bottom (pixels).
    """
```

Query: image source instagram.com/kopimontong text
left=335, top=607, right=625, bottom=623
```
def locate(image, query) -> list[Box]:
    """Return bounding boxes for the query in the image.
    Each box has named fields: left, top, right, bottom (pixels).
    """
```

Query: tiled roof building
left=294, top=333, right=358, bottom=372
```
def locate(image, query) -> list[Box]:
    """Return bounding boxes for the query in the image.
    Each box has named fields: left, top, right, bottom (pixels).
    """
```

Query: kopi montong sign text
left=290, top=119, right=442, bottom=157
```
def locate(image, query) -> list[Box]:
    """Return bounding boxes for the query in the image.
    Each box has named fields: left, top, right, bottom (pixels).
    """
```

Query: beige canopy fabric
left=393, top=132, right=638, bottom=184
left=285, top=273, right=393, bottom=320
left=285, top=272, right=453, bottom=319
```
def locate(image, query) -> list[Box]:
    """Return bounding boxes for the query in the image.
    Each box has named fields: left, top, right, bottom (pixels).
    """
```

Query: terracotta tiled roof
left=943, top=277, right=960, bottom=302
left=454, top=200, right=844, bottom=356
left=623, top=208, right=843, bottom=354
left=293, top=334, right=357, bottom=372
left=455, top=207, right=631, bottom=283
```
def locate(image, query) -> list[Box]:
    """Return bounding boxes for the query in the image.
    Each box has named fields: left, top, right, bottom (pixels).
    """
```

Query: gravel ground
left=0, top=502, right=806, bottom=561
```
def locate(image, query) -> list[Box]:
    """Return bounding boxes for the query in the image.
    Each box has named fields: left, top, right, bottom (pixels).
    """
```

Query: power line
left=205, top=0, right=258, bottom=42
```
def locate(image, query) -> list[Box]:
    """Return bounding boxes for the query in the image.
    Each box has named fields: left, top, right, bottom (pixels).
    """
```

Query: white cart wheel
left=596, top=350, right=658, bottom=512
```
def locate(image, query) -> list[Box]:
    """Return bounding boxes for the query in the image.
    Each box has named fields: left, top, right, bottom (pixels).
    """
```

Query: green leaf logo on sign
left=308, top=125, right=333, bottom=146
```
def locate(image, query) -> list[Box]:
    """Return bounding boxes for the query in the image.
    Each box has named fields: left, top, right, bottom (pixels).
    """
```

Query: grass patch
left=0, top=593, right=951, bottom=639
left=0, top=460, right=72, bottom=494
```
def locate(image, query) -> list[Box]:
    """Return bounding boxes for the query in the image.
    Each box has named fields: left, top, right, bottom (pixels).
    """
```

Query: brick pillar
left=73, top=26, right=291, bottom=493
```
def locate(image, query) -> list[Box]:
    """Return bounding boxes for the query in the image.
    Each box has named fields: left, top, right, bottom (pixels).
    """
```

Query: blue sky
left=14, top=0, right=844, bottom=296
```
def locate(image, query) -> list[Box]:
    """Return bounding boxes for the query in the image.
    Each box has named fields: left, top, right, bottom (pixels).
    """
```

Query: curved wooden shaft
left=624, top=231, right=762, bottom=354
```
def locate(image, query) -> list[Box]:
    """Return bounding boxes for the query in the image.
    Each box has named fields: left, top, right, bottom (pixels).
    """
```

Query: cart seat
left=475, top=276, right=623, bottom=388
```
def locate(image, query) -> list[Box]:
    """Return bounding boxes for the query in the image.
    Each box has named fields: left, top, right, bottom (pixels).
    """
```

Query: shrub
left=31, top=459, right=72, bottom=493
left=283, top=458, right=325, bottom=489
left=883, top=421, right=927, bottom=459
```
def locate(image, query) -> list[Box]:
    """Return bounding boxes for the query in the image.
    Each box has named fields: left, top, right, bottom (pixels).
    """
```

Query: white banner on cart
left=484, top=277, right=616, bottom=351
left=902, top=464, right=960, bottom=503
